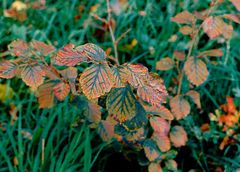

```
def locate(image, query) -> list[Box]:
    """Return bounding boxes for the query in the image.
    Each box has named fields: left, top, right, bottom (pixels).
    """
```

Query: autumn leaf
left=80, top=63, right=113, bottom=99
left=0, top=61, right=17, bottom=79
left=165, top=160, right=178, bottom=171
left=170, top=95, right=190, bottom=120
left=170, top=126, right=188, bottom=147
left=202, top=16, right=233, bottom=39
left=21, top=65, right=45, bottom=88
left=143, top=139, right=161, bottom=162
left=150, top=116, right=170, bottom=135
left=152, top=132, right=171, bottom=152
left=137, top=74, right=168, bottom=107
left=106, top=85, right=136, bottom=122
left=53, top=82, right=70, bottom=101
left=171, top=11, right=195, bottom=24
left=156, top=57, right=175, bottom=71
left=0, top=84, right=14, bottom=103
left=199, top=49, right=223, bottom=57
left=230, top=0, right=240, bottom=11
left=120, top=64, right=148, bottom=88
left=143, top=105, right=174, bottom=120
left=112, top=66, right=125, bottom=87
left=59, top=67, right=78, bottom=93
left=8, top=40, right=29, bottom=57
left=148, top=162, right=162, bottom=172
left=37, top=82, right=55, bottom=108
left=55, top=43, right=89, bottom=66
left=223, top=14, right=240, bottom=24
left=82, top=43, right=106, bottom=62
left=97, top=119, right=116, bottom=142
left=186, top=90, right=201, bottom=109
left=125, top=127, right=146, bottom=143
left=30, top=40, right=55, bottom=56
left=184, top=56, right=209, bottom=86
left=173, top=51, right=185, bottom=61
left=179, top=25, right=193, bottom=35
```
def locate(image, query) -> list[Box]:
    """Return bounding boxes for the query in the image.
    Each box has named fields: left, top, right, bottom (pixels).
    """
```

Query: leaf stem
left=106, top=0, right=120, bottom=66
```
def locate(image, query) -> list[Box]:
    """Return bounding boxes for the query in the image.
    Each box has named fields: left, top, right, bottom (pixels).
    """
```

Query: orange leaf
left=120, top=64, right=148, bottom=88
left=202, top=16, right=232, bottom=39
left=82, top=43, right=106, bottom=62
left=230, top=0, right=240, bottom=11
left=30, top=40, right=55, bottom=56
left=0, top=61, right=17, bottom=79
left=21, top=65, right=45, bottom=88
left=150, top=117, right=170, bottom=135
left=97, top=119, right=116, bottom=142
left=112, top=66, right=125, bottom=87
left=170, top=95, right=190, bottom=120
left=148, top=162, right=162, bottom=172
left=152, top=132, right=171, bottom=152
left=53, top=82, right=70, bottom=101
left=179, top=25, right=193, bottom=35
left=223, top=14, right=240, bottom=24
left=173, top=51, right=185, bottom=61
left=37, top=82, right=55, bottom=108
left=199, top=49, right=223, bottom=57
left=186, top=90, right=201, bottom=109
left=86, top=101, right=102, bottom=125
left=156, top=57, right=175, bottom=71
left=80, top=63, right=113, bottom=99
left=8, top=40, right=29, bottom=57
left=184, top=56, right=209, bottom=86
left=143, top=105, right=174, bottom=120
left=170, top=126, right=188, bottom=147
left=171, top=11, right=195, bottom=24
left=59, top=67, right=78, bottom=93
left=55, top=43, right=89, bottom=66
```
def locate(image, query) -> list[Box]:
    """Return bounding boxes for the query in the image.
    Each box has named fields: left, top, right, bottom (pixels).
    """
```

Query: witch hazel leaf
left=148, top=162, right=162, bottom=172
left=79, top=62, right=113, bottom=99
left=121, top=64, right=148, bottom=88
left=223, top=14, right=240, bottom=24
left=137, top=74, right=168, bottom=107
left=112, top=66, right=125, bottom=87
left=150, top=116, right=170, bottom=135
left=186, top=90, right=201, bottom=109
left=106, top=85, right=136, bottom=122
left=170, top=126, right=188, bottom=148
left=30, top=40, right=55, bottom=56
left=143, top=105, right=174, bottom=120
left=8, top=40, right=29, bottom=57
left=199, top=49, right=223, bottom=57
left=82, top=43, right=106, bottom=62
left=0, top=61, right=17, bottom=79
left=125, top=127, right=146, bottom=143
left=230, top=0, right=240, bottom=11
left=152, top=132, right=171, bottom=152
left=37, top=82, right=55, bottom=108
left=179, top=25, right=193, bottom=35
left=53, top=82, right=70, bottom=101
left=143, top=139, right=161, bottom=162
left=97, top=119, right=115, bottom=142
left=171, top=11, right=195, bottom=24
left=21, top=65, right=45, bottom=88
left=170, top=95, right=190, bottom=120
left=202, top=16, right=233, bottom=39
left=184, top=56, right=209, bottom=86
left=55, top=43, right=89, bottom=66
left=156, top=57, right=175, bottom=71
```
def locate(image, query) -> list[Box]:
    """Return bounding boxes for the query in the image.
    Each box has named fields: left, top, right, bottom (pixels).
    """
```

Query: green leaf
left=106, top=85, right=136, bottom=122
left=80, top=63, right=113, bottom=99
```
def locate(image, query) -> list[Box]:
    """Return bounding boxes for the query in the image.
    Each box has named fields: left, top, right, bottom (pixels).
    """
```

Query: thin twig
left=41, top=139, right=45, bottom=166
left=106, top=0, right=119, bottom=65
left=115, top=28, right=131, bottom=44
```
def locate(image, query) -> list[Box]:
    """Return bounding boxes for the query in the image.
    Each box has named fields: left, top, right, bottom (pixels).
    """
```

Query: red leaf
left=143, top=105, right=174, bottom=120
left=8, top=40, right=29, bottom=57
left=21, top=65, right=45, bottom=88
left=55, top=43, right=89, bottom=66
left=223, top=14, right=240, bottom=24
left=152, top=132, right=171, bottom=152
left=150, top=117, right=170, bottom=135
left=186, top=90, right=201, bottom=109
left=148, top=162, right=162, bottom=172
left=30, top=40, right=55, bottom=56
left=0, top=61, right=17, bottom=79
left=53, top=82, right=70, bottom=101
